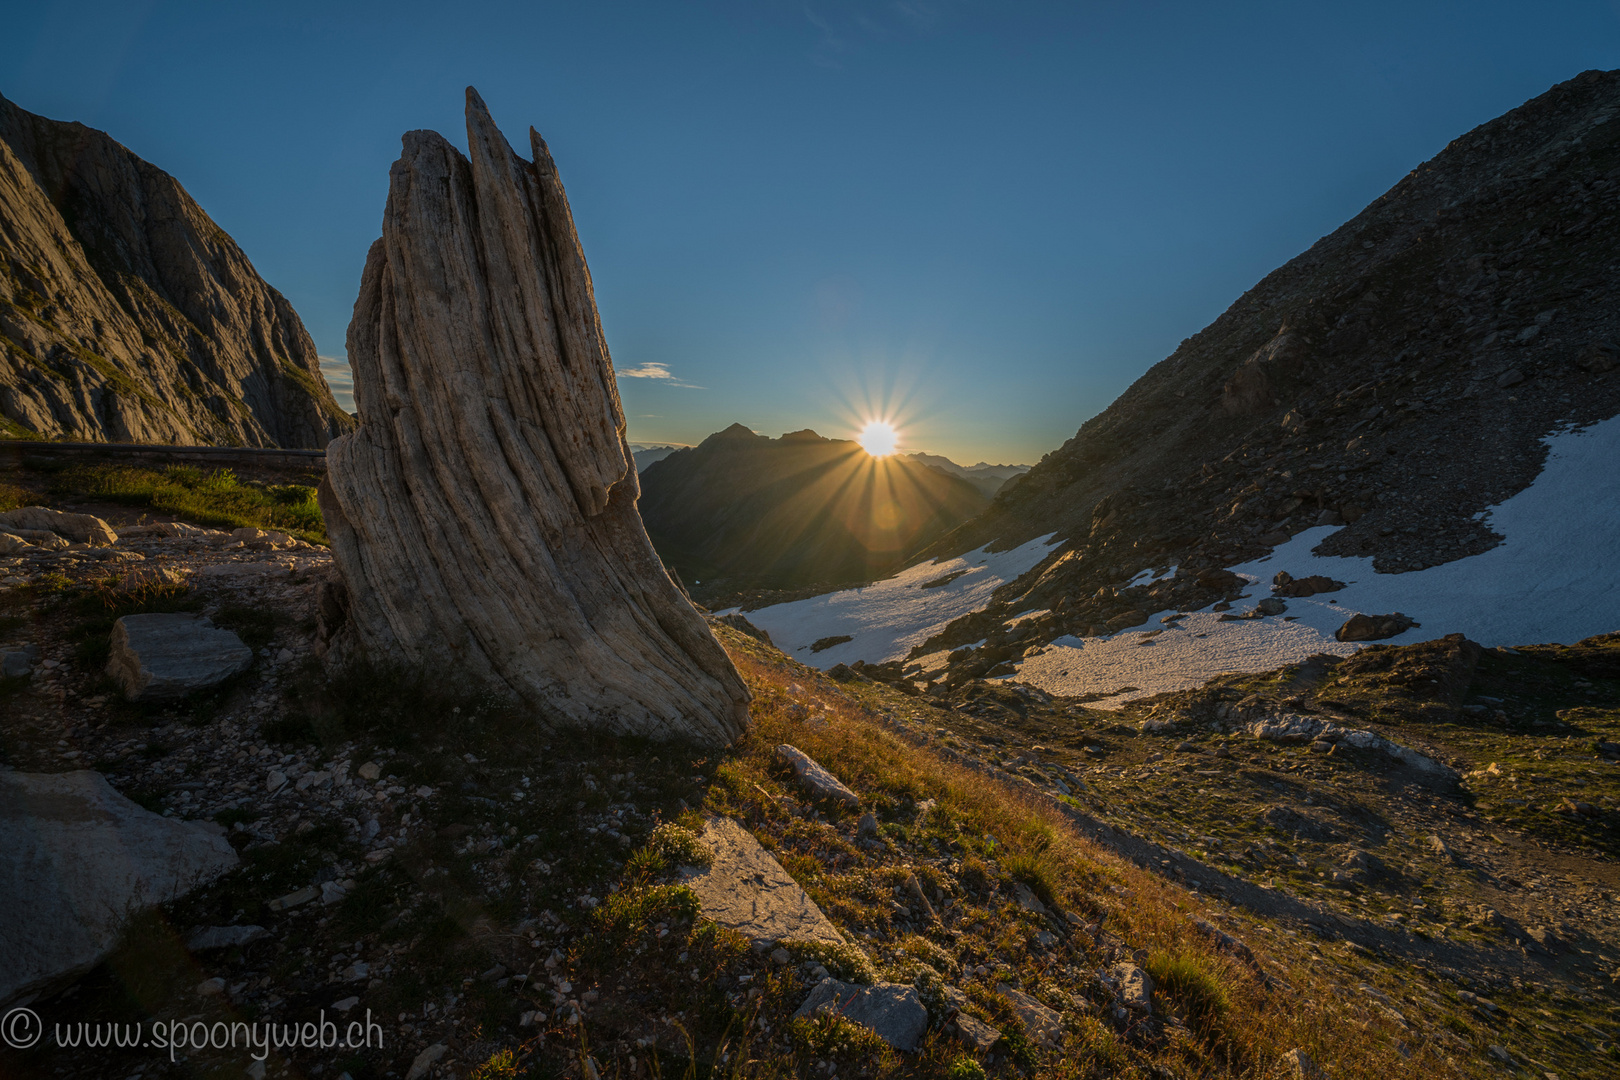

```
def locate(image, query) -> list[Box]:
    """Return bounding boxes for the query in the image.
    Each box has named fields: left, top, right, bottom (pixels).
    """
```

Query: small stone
left=770, top=948, right=791, bottom=965
left=266, top=771, right=288, bottom=793
left=953, top=1012, right=1001, bottom=1051
left=358, top=762, right=381, bottom=780
left=197, top=977, right=226, bottom=996
left=1487, top=1044, right=1512, bottom=1064
left=268, top=885, right=318, bottom=912
left=1277, top=1048, right=1326, bottom=1079
left=1010, top=881, right=1046, bottom=914
left=857, top=812, right=878, bottom=838
left=405, top=1043, right=448, bottom=1080
left=188, top=925, right=269, bottom=950
left=775, top=745, right=859, bottom=807
left=793, top=978, right=928, bottom=1051
left=995, top=984, right=1063, bottom=1046
left=332, top=995, right=361, bottom=1013
left=1111, top=963, right=1154, bottom=1014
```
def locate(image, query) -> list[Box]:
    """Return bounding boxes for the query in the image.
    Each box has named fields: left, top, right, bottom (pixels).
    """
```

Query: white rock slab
left=0, top=506, right=117, bottom=545
left=678, top=817, right=845, bottom=947
left=0, top=770, right=239, bottom=1003
left=776, top=745, right=860, bottom=807
left=106, top=614, right=253, bottom=701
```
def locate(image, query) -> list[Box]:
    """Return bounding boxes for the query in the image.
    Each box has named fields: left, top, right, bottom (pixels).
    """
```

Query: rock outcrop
left=0, top=769, right=239, bottom=1004
left=318, top=88, right=750, bottom=746
left=0, top=92, right=354, bottom=446
left=677, top=817, right=846, bottom=947
left=906, top=68, right=1620, bottom=674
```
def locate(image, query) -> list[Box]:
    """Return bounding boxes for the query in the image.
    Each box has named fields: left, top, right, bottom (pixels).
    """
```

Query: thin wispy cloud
left=802, top=0, right=955, bottom=66
left=318, top=355, right=356, bottom=415
left=616, top=362, right=703, bottom=388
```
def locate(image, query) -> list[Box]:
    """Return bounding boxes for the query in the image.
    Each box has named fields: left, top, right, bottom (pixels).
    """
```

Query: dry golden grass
left=708, top=627, right=1456, bottom=1078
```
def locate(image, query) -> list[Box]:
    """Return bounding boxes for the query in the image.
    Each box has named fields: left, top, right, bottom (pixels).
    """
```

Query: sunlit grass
left=50, top=463, right=326, bottom=543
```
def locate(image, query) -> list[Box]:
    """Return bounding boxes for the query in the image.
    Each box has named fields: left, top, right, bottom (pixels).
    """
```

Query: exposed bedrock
left=318, top=88, right=750, bottom=746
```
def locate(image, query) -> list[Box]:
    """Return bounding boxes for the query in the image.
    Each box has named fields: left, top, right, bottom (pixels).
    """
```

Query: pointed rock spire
left=317, top=88, right=750, bottom=746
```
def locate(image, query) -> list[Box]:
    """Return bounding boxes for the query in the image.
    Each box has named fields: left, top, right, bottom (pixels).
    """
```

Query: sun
left=858, top=420, right=899, bottom=457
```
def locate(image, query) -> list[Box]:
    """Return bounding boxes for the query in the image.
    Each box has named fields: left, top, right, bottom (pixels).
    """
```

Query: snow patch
left=1015, top=414, right=1620, bottom=706
left=736, top=534, right=1060, bottom=669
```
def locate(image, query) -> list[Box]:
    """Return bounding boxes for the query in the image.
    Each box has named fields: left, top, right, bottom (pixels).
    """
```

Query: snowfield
left=730, top=534, right=1060, bottom=669
left=736, top=414, right=1620, bottom=708
left=1020, top=414, right=1620, bottom=706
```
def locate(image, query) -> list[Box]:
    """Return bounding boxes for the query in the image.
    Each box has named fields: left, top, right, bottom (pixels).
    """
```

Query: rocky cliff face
left=912, top=68, right=1620, bottom=665
left=639, top=424, right=989, bottom=592
left=0, top=93, right=354, bottom=446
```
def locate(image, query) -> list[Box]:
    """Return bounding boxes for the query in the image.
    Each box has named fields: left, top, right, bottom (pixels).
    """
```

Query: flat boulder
left=2, top=644, right=39, bottom=678
left=0, top=506, right=116, bottom=546
left=107, top=614, right=253, bottom=701
left=794, top=978, right=928, bottom=1051
left=0, top=770, right=239, bottom=1003
left=678, top=817, right=845, bottom=947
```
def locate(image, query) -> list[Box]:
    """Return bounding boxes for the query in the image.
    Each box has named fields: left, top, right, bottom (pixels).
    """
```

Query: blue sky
left=5, top=2, right=1616, bottom=463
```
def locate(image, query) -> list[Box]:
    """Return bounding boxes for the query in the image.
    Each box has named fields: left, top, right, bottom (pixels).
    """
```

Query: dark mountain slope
left=912, top=68, right=1620, bottom=663
left=0, top=93, right=354, bottom=446
left=638, top=424, right=987, bottom=591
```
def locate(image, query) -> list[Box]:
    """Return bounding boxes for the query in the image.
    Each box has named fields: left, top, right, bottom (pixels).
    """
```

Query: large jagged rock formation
left=317, top=89, right=750, bottom=746
left=0, top=92, right=354, bottom=445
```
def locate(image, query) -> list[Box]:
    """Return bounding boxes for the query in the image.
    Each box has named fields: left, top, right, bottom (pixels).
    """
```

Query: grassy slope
left=41, top=462, right=327, bottom=542
left=9, top=587, right=1611, bottom=1078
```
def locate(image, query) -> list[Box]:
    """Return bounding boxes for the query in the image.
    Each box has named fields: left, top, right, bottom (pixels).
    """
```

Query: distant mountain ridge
left=637, top=423, right=988, bottom=592
left=902, top=452, right=1029, bottom=498
left=629, top=442, right=686, bottom=472
left=0, top=93, right=353, bottom=446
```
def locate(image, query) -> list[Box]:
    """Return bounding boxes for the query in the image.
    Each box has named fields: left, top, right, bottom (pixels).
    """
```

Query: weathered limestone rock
left=794, top=978, right=928, bottom=1051
left=678, top=817, right=844, bottom=947
left=996, top=983, right=1065, bottom=1045
left=0, top=770, right=239, bottom=1003
left=1111, top=962, right=1155, bottom=1014
left=776, top=744, right=860, bottom=806
left=317, top=88, right=749, bottom=746
left=0, top=506, right=116, bottom=545
left=107, top=614, right=253, bottom=701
